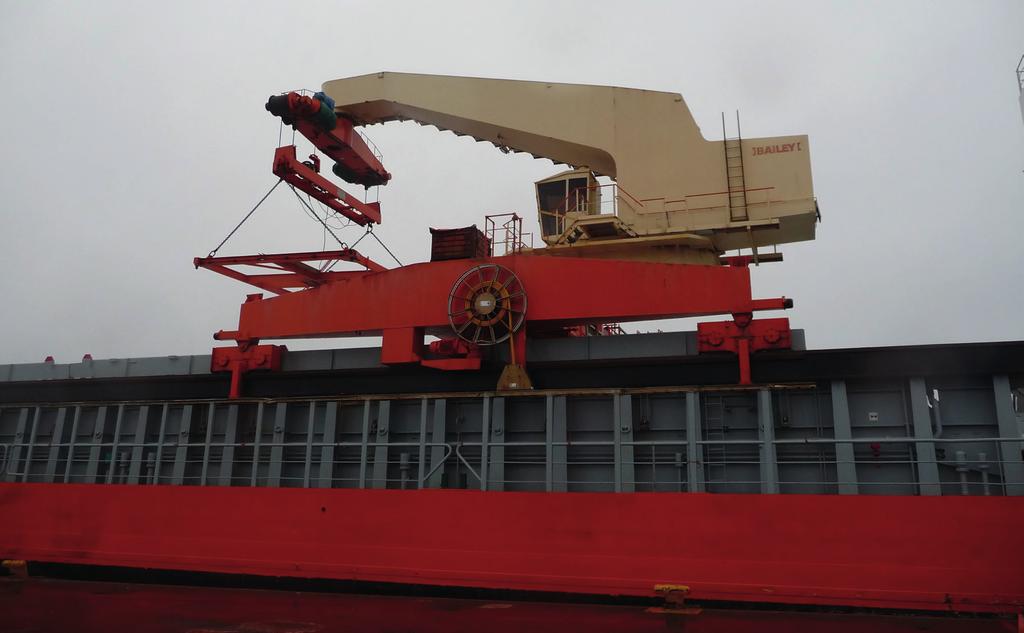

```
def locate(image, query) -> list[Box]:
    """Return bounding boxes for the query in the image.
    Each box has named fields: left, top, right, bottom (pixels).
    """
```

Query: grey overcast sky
left=0, top=1, right=1021, bottom=364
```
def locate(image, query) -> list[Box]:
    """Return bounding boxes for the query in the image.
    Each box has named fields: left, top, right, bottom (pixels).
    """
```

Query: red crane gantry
left=196, top=87, right=794, bottom=397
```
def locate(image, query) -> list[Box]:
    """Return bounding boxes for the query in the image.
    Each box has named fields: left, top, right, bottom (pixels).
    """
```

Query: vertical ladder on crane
left=722, top=112, right=749, bottom=222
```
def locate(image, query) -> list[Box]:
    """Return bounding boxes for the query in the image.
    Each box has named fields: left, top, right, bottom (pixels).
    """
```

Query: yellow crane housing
left=323, top=72, right=818, bottom=264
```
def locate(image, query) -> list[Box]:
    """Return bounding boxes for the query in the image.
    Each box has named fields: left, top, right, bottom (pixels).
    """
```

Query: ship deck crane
left=195, top=73, right=819, bottom=397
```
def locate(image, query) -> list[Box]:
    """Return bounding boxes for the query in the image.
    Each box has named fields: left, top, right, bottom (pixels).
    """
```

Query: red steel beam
left=265, top=91, right=390, bottom=188
left=198, top=249, right=387, bottom=273
left=294, top=117, right=391, bottom=187
left=272, top=145, right=382, bottom=225
left=0, top=483, right=1021, bottom=614
left=194, top=249, right=386, bottom=295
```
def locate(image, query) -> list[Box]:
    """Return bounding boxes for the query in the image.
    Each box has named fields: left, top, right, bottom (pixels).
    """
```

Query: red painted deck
left=1, top=483, right=1022, bottom=614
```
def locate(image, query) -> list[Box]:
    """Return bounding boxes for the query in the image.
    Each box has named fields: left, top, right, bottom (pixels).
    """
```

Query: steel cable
left=368, top=228, right=404, bottom=267
left=206, top=179, right=283, bottom=258
left=290, top=186, right=349, bottom=250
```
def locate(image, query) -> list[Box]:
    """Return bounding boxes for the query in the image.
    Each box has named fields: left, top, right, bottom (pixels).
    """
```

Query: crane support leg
left=211, top=343, right=285, bottom=399
left=697, top=317, right=793, bottom=384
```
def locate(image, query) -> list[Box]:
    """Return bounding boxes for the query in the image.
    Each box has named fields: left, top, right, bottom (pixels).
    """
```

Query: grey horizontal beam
left=0, top=330, right=806, bottom=383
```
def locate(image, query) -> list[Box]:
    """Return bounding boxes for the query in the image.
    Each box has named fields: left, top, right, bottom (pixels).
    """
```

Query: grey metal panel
left=417, top=399, right=428, bottom=489
left=525, top=332, right=693, bottom=364
left=44, top=407, right=68, bottom=483
left=612, top=397, right=622, bottom=492
left=909, top=378, right=941, bottom=496
left=71, top=356, right=198, bottom=379
left=85, top=406, right=109, bottom=483
left=701, top=393, right=726, bottom=492
left=7, top=362, right=71, bottom=382
left=218, top=405, right=239, bottom=486
left=544, top=396, right=554, bottom=491
left=685, top=392, right=705, bottom=492
left=327, top=347, right=385, bottom=370
left=830, top=381, right=858, bottom=495
left=303, top=403, right=316, bottom=488
left=86, top=359, right=130, bottom=379
left=488, top=398, right=505, bottom=492
left=61, top=407, right=81, bottom=484
left=594, top=332, right=694, bottom=360
left=127, top=406, right=149, bottom=485
left=170, top=405, right=193, bottom=485
left=123, top=356, right=208, bottom=378
left=151, top=405, right=169, bottom=485
left=249, top=402, right=264, bottom=487
left=993, top=375, right=1024, bottom=495
left=319, top=402, right=338, bottom=488
left=547, top=396, right=568, bottom=492
left=789, top=329, right=806, bottom=351
left=426, top=399, right=446, bottom=489
left=6, top=408, right=30, bottom=482
left=268, top=403, right=288, bottom=487
left=105, top=405, right=127, bottom=484
left=371, top=400, right=391, bottom=489
left=200, top=404, right=216, bottom=486
left=758, top=390, right=779, bottom=494
left=614, top=395, right=635, bottom=493
left=20, top=407, right=41, bottom=483
left=479, top=396, right=491, bottom=491
left=525, top=337, right=589, bottom=363
left=281, top=350, right=335, bottom=372
left=275, top=347, right=384, bottom=372
left=525, top=331, right=775, bottom=364
left=3, top=355, right=210, bottom=382
left=358, top=400, right=371, bottom=488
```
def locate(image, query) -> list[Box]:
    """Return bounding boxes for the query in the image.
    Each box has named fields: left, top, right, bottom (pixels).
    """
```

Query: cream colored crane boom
left=322, top=72, right=818, bottom=262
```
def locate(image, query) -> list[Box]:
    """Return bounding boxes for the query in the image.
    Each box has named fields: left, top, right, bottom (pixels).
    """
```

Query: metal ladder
left=722, top=112, right=748, bottom=222
left=702, top=393, right=728, bottom=490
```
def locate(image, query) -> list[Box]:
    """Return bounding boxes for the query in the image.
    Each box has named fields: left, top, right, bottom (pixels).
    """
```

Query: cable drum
left=447, top=264, right=527, bottom=345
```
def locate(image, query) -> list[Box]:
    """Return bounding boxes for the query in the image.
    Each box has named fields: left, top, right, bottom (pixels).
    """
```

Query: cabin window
left=536, top=172, right=598, bottom=239
left=537, top=180, right=568, bottom=237
left=567, top=177, right=589, bottom=212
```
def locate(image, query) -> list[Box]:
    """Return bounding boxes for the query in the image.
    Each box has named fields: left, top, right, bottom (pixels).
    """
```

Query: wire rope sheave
left=447, top=264, right=527, bottom=346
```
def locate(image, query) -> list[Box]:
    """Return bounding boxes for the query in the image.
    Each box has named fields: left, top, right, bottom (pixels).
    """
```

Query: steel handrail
left=2, top=435, right=1019, bottom=454
left=419, top=443, right=453, bottom=486
left=454, top=442, right=481, bottom=483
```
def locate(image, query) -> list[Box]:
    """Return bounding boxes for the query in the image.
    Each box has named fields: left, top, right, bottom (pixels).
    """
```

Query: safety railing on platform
left=3, top=380, right=1021, bottom=496
left=484, top=213, right=533, bottom=255
left=2, top=435, right=1019, bottom=496
left=538, top=182, right=636, bottom=239
left=537, top=181, right=817, bottom=243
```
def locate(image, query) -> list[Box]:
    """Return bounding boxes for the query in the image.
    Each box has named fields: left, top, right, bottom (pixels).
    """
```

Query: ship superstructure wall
left=3, top=376, right=1022, bottom=496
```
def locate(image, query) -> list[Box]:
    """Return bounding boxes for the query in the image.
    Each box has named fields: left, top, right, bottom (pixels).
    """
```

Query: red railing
left=485, top=213, right=533, bottom=255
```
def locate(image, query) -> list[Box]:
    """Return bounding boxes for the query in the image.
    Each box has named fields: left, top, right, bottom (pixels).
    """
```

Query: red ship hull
left=1, top=483, right=1021, bottom=614
left=3, top=577, right=1016, bottom=633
